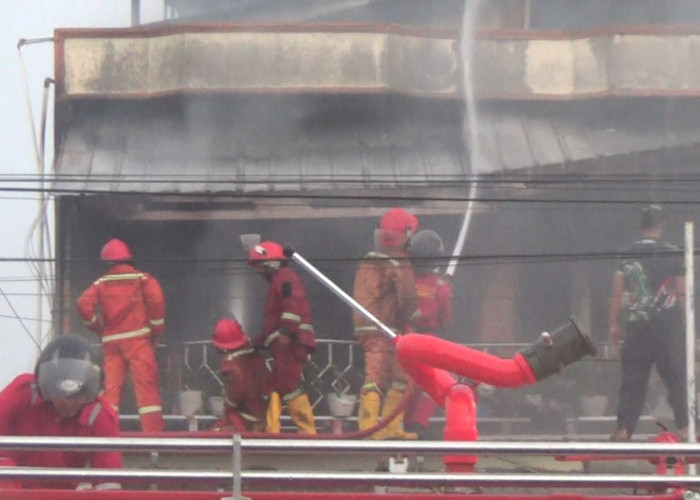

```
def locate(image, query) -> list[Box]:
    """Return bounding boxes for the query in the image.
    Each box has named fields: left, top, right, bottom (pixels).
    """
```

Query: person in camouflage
left=609, top=204, right=687, bottom=440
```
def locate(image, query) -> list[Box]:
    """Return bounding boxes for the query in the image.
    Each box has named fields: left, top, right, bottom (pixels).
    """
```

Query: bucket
left=327, top=393, right=357, bottom=418
left=178, top=390, right=203, bottom=417
left=208, top=396, right=225, bottom=418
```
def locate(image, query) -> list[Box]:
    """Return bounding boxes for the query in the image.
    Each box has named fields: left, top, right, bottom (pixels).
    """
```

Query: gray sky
left=0, top=1, right=163, bottom=387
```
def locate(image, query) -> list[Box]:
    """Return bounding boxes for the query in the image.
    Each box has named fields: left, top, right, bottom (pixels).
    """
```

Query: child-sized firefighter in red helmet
left=77, top=238, right=166, bottom=432
left=353, top=207, right=419, bottom=440
left=248, top=241, right=317, bottom=434
left=404, top=229, right=453, bottom=439
left=210, top=317, right=270, bottom=432
left=0, top=334, right=122, bottom=490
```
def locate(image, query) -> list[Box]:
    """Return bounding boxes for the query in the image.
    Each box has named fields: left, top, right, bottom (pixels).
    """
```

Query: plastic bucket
left=208, top=396, right=225, bottom=418
left=178, top=390, right=203, bottom=417
left=327, top=393, right=357, bottom=418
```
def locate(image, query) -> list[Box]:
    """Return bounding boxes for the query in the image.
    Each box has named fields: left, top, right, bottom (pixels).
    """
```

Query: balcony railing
left=108, top=338, right=668, bottom=439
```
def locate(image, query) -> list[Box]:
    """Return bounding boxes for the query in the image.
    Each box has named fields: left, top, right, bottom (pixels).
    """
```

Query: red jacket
left=220, top=346, right=270, bottom=428
left=0, top=374, right=122, bottom=488
left=255, top=267, right=316, bottom=349
left=411, top=272, right=453, bottom=333
left=77, top=263, right=165, bottom=343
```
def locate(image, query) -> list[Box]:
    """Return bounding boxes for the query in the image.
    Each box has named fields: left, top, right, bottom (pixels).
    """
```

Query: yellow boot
left=358, top=390, right=381, bottom=436
left=375, top=388, right=418, bottom=440
left=265, top=391, right=281, bottom=433
left=286, top=393, right=317, bottom=434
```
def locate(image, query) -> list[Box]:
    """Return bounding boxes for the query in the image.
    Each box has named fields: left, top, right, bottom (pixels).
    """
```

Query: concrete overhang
left=54, top=23, right=700, bottom=101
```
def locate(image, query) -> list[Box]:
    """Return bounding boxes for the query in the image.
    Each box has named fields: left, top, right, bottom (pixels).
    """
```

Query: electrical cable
left=0, top=285, right=40, bottom=349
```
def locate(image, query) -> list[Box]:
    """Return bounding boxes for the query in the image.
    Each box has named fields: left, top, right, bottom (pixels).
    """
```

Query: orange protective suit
left=353, top=250, right=417, bottom=392
left=77, top=263, right=166, bottom=432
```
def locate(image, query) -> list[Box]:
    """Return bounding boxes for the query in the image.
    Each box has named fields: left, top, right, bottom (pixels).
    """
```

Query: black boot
left=519, top=317, right=597, bottom=381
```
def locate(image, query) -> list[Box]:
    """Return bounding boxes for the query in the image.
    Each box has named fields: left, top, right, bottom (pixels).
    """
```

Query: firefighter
left=0, top=334, right=122, bottom=490
left=77, top=238, right=166, bottom=433
left=404, top=229, right=453, bottom=439
left=354, top=207, right=419, bottom=440
left=408, top=229, right=452, bottom=333
left=248, top=240, right=317, bottom=434
left=210, top=317, right=270, bottom=432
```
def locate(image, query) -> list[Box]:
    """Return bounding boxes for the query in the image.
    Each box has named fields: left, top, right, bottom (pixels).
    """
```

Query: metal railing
left=172, top=337, right=548, bottom=403
left=174, top=337, right=366, bottom=408
left=2, top=436, right=700, bottom=494
left=151, top=338, right=633, bottom=435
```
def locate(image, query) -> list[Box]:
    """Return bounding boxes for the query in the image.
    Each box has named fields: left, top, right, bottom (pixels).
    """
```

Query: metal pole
left=4, top=467, right=700, bottom=490
left=232, top=433, right=250, bottom=500
left=686, top=221, right=696, bottom=470
left=286, top=248, right=397, bottom=339
left=5, top=436, right=700, bottom=458
left=131, top=0, right=141, bottom=26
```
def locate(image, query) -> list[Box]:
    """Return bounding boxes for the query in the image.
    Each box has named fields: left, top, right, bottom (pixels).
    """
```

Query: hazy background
left=0, top=1, right=164, bottom=387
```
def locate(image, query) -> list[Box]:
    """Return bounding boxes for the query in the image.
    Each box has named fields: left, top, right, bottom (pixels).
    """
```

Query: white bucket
left=208, top=396, right=225, bottom=418
left=327, top=393, right=357, bottom=418
left=178, top=390, right=203, bottom=417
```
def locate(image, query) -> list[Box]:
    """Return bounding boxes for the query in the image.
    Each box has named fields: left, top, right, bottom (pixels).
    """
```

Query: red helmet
left=248, top=241, right=286, bottom=268
left=212, top=318, right=248, bottom=350
left=100, top=239, right=133, bottom=262
left=376, top=208, right=418, bottom=250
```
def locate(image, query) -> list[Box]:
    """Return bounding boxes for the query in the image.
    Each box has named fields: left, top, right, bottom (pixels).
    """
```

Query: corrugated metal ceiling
left=54, top=95, right=700, bottom=195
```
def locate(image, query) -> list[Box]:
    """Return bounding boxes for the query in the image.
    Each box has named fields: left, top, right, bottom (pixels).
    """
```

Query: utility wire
left=0, top=186, right=698, bottom=206
left=0, top=285, right=40, bottom=349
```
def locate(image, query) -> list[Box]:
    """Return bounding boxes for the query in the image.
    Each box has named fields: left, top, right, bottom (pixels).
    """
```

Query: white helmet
left=35, top=334, right=102, bottom=403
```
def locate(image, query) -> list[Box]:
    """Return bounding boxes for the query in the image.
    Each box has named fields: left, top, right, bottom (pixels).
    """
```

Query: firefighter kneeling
left=210, top=317, right=270, bottom=432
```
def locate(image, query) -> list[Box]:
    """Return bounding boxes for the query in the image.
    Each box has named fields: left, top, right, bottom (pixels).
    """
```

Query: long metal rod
left=4, top=436, right=700, bottom=457
left=232, top=433, right=245, bottom=500
left=287, top=249, right=397, bottom=339
left=2, top=467, right=700, bottom=489
left=685, top=221, right=697, bottom=472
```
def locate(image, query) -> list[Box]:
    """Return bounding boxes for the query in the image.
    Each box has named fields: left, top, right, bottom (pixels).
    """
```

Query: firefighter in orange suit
left=211, top=317, right=270, bottom=432
left=405, top=229, right=453, bottom=438
left=248, top=241, right=317, bottom=434
left=353, top=208, right=419, bottom=440
left=77, top=238, right=166, bottom=432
